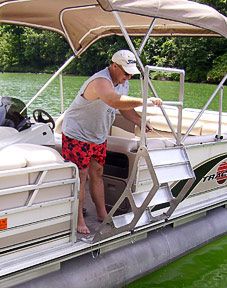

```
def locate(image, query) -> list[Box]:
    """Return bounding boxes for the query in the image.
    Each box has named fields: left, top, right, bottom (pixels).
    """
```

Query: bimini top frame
left=0, top=0, right=226, bottom=56
left=1, top=0, right=226, bottom=145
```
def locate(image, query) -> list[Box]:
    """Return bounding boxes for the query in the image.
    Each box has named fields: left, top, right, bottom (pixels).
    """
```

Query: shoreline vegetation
left=0, top=0, right=226, bottom=85
left=0, top=33, right=226, bottom=84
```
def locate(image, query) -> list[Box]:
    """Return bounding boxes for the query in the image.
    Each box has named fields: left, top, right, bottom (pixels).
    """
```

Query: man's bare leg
left=77, top=168, right=90, bottom=234
left=89, top=158, right=108, bottom=221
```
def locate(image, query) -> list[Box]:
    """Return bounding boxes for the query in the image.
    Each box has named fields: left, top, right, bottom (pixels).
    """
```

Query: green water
left=1, top=72, right=227, bottom=287
left=0, top=72, right=223, bottom=117
left=127, top=235, right=227, bottom=288
left=0, top=72, right=87, bottom=115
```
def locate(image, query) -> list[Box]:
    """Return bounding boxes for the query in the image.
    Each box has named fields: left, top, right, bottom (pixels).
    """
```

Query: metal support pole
left=137, top=19, right=156, bottom=56
left=182, top=74, right=227, bottom=143
left=141, top=66, right=149, bottom=147
left=113, top=12, right=177, bottom=142
left=59, top=72, right=64, bottom=113
left=217, top=85, right=224, bottom=139
left=21, top=55, right=75, bottom=113
left=177, top=71, right=185, bottom=145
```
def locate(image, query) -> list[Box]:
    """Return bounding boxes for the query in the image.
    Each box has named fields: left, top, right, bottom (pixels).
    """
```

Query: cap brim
left=122, top=65, right=140, bottom=75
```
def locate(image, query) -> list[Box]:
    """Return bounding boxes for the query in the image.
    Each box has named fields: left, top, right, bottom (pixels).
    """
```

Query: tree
left=0, top=0, right=226, bottom=82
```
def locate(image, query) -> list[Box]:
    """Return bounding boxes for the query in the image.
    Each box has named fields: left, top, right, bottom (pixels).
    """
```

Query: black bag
left=0, top=96, right=32, bottom=131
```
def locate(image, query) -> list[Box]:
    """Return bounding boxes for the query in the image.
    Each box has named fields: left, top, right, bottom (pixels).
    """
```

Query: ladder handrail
left=144, top=65, right=185, bottom=145
left=144, top=66, right=227, bottom=145
left=182, top=74, right=227, bottom=143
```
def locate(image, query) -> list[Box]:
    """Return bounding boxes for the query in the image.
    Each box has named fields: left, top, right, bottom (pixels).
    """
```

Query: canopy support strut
left=113, top=12, right=178, bottom=143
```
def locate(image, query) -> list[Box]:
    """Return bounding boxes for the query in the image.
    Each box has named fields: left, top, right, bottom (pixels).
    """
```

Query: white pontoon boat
left=0, top=1, right=227, bottom=287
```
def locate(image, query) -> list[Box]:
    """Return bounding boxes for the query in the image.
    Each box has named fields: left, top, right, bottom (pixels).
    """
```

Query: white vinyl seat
left=0, top=143, right=79, bottom=251
left=0, top=126, right=18, bottom=138
left=0, top=123, right=55, bottom=150
left=54, top=112, right=65, bottom=135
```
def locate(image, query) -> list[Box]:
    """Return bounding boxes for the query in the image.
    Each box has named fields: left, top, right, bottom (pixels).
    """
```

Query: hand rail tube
left=162, top=101, right=183, bottom=107
left=144, top=65, right=185, bottom=145
left=20, top=55, right=75, bottom=114
left=217, top=86, right=224, bottom=139
left=181, top=74, right=227, bottom=143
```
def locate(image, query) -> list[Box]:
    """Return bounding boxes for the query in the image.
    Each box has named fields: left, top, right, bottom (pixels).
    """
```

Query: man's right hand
left=147, top=97, right=162, bottom=107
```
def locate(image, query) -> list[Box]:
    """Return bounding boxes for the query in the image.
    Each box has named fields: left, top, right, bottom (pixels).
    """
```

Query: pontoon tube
left=15, top=206, right=227, bottom=288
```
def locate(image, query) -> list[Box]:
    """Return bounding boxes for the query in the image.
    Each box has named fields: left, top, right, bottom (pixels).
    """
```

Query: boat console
left=0, top=96, right=55, bottom=149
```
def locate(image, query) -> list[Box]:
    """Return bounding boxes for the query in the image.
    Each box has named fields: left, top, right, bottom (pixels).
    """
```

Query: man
left=62, top=50, right=162, bottom=234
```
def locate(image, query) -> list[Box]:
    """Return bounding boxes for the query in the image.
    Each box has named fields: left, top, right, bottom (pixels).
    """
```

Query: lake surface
left=127, top=235, right=227, bottom=288
left=1, top=72, right=227, bottom=287
left=0, top=72, right=224, bottom=117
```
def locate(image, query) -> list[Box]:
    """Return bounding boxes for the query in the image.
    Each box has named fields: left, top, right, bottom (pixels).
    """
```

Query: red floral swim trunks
left=62, top=133, right=107, bottom=170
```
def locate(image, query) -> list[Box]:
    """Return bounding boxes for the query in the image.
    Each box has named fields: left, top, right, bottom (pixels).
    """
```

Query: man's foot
left=77, top=213, right=90, bottom=234
left=77, top=223, right=90, bottom=234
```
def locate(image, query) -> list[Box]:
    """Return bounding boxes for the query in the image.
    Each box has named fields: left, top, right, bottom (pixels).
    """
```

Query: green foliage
left=21, top=28, right=69, bottom=69
left=0, top=25, right=70, bottom=72
left=0, top=0, right=226, bottom=83
left=207, top=53, right=227, bottom=83
left=195, top=0, right=227, bottom=14
left=0, top=26, right=24, bottom=71
left=65, top=36, right=127, bottom=75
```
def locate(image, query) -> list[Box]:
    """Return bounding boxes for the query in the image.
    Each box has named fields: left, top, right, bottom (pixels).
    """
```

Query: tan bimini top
left=0, top=0, right=226, bottom=54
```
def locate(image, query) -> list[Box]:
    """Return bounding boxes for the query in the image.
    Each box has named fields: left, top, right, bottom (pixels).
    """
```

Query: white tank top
left=62, top=67, right=129, bottom=144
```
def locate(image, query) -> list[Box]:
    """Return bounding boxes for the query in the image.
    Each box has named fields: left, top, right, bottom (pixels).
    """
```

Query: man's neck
left=108, top=66, right=119, bottom=87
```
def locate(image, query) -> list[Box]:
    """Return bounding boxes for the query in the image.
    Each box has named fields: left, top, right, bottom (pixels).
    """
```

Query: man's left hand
left=145, top=120, right=153, bottom=132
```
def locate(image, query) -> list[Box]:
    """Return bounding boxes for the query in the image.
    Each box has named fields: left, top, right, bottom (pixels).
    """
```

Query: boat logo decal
left=203, top=161, right=227, bottom=184
left=171, top=154, right=227, bottom=198
left=0, top=218, right=7, bottom=230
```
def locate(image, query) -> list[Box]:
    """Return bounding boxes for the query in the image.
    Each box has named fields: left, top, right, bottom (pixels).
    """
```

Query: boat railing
left=143, top=66, right=227, bottom=146
left=0, top=160, right=79, bottom=253
left=181, top=74, right=227, bottom=143
left=142, top=65, right=185, bottom=146
left=20, top=55, right=76, bottom=115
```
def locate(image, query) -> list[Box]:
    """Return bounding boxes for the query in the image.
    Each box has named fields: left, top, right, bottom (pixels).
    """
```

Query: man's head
left=110, top=50, right=140, bottom=85
left=111, top=50, right=140, bottom=76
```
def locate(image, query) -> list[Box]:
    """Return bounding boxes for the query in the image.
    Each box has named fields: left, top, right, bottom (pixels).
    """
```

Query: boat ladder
left=91, top=145, right=195, bottom=243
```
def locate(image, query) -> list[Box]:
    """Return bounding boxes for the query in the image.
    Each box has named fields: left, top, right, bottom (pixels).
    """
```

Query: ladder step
left=138, top=162, right=194, bottom=184
left=148, top=147, right=188, bottom=166
left=112, top=185, right=173, bottom=228
left=112, top=212, right=134, bottom=228
left=133, top=184, right=173, bottom=207
left=155, top=162, right=194, bottom=183
left=93, top=145, right=195, bottom=242
left=137, top=146, right=194, bottom=184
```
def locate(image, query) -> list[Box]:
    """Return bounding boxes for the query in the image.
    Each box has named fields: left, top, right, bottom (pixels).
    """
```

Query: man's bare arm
left=84, top=78, right=162, bottom=110
left=119, top=109, right=141, bottom=126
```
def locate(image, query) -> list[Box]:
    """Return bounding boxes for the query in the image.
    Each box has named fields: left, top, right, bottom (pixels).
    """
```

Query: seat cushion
left=0, top=126, right=18, bottom=137
left=0, top=150, right=27, bottom=171
left=1, top=143, right=64, bottom=167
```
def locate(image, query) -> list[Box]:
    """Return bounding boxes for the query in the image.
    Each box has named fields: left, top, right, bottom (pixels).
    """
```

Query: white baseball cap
left=112, top=50, right=140, bottom=75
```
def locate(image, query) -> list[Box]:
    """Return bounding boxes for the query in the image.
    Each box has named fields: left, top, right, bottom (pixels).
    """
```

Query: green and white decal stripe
left=171, top=154, right=227, bottom=198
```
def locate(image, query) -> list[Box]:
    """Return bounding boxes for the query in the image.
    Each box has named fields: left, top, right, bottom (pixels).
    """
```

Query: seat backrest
left=54, top=112, right=65, bottom=134
left=0, top=126, right=18, bottom=138
left=0, top=143, right=79, bottom=251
